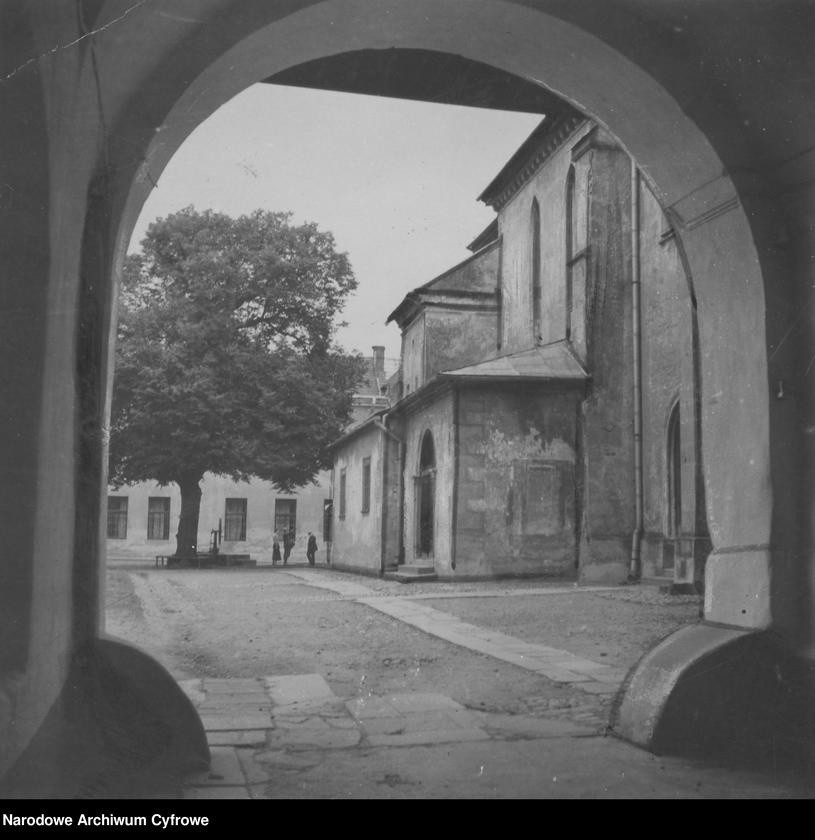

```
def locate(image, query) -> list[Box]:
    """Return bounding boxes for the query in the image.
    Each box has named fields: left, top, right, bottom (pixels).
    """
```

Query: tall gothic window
left=565, top=165, right=588, bottom=356
left=667, top=402, right=682, bottom=538
left=565, top=167, right=575, bottom=341
left=531, top=198, right=542, bottom=342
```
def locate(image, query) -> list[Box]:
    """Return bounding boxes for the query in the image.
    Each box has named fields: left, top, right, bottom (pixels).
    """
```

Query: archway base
left=611, top=624, right=815, bottom=775
left=0, top=638, right=209, bottom=798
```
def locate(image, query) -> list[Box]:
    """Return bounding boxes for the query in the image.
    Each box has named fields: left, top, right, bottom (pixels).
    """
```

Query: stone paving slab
left=182, top=786, right=251, bottom=799
left=476, top=712, right=596, bottom=739
left=199, top=712, right=273, bottom=731
left=386, top=692, right=463, bottom=713
left=264, top=674, right=341, bottom=711
left=359, top=710, right=479, bottom=736
left=185, top=747, right=245, bottom=787
left=206, top=730, right=269, bottom=747
left=203, top=678, right=266, bottom=693
left=346, top=696, right=401, bottom=719
left=365, top=728, right=491, bottom=748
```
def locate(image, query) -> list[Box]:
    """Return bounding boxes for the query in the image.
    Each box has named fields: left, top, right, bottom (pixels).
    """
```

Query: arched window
left=667, top=402, right=682, bottom=538
left=531, top=198, right=542, bottom=342
left=416, top=431, right=436, bottom=557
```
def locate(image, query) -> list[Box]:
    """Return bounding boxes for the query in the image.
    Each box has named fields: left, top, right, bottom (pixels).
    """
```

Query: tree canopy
left=109, top=207, right=365, bottom=555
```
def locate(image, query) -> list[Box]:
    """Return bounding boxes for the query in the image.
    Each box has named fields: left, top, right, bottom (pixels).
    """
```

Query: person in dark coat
left=306, top=532, right=318, bottom=566
left=283, top=529, right=294, bottom=565
left=272, top=530, right=282, bottom=565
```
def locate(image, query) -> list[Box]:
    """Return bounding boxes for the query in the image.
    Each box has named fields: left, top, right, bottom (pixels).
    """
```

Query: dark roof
left=438, top=341, right=588, bottom=383
left=467, top=218, right=499, bottom=253
left=328, top=408, right=388, bottom=451
left=386, top=239, right=499, bottom=326
left=478, top=110, right=586, bottom=210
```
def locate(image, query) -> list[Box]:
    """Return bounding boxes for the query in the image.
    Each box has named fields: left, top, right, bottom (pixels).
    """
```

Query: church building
left=330, top=111, right=709, bottom=588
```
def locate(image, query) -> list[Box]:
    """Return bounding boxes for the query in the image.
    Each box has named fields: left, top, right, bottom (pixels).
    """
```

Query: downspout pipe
left=630, top=162, right=644, bottom=580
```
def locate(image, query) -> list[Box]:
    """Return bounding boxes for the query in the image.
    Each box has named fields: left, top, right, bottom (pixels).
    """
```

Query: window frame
left=107, top=496, right=128, bottom=540
left=146, top=496, right=171, bottom=541
left=361, top=457, right=371, bottom=514
left=224, top=497, right=247, bottom=542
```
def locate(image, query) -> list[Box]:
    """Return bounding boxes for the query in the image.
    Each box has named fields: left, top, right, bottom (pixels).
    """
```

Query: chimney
left=372, top=346, right=385, bottom=377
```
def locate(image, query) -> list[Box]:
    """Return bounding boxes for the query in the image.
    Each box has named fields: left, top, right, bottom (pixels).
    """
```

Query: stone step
left=383, top=564, right=438, bottom=584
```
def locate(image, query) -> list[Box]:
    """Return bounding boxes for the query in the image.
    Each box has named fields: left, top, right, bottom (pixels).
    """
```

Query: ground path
left=104, top=563, right=809, bottom=798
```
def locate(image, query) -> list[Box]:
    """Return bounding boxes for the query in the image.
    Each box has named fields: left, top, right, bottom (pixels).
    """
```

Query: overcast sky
left=129, top=83, right=542, bottom=360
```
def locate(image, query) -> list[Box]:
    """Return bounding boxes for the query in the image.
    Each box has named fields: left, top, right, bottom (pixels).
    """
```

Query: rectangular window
left=107, top=496, right=128, bottom=539
left=361, top=457, right=371, bottom=514
left=224, top=498, right=247, bottom=541
left=147, top=497, right=171, bottom=540
left=274, top=499, right=297, bottom=534
left=339, top=468, right=347, bottom=520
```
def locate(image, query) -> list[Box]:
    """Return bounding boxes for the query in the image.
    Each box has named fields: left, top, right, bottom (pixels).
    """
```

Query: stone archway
left=106, top=0, right=773, bottom=633
left=4, top=0, right=811, bottom=784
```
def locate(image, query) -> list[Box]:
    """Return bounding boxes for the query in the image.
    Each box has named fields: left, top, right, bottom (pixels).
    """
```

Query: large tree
left=109, top=207, right=364, bottom=558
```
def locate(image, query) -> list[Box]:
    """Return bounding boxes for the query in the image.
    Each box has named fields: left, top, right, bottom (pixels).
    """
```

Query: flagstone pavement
left=177, top=571, right=810, bottom=799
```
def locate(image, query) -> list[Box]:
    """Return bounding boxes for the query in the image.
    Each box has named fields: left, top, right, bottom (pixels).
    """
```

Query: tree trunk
left=175, top=475, right=203, bottom=558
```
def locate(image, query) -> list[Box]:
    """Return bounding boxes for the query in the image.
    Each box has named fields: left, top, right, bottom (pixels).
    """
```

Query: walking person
left=283, top=528, right=294, bottom=565
left=306, top=532, right=318, bottom=567
left=272, top=530, right=282, bottom=566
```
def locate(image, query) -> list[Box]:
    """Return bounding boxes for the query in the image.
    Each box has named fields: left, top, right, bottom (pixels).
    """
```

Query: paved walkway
left=176, top=570, right=810, bottom=798
left=284, top=570, right=625, bottom=695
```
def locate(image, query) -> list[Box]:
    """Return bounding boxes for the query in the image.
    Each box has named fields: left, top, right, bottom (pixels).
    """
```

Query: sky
left=129, top=83, right=542, bottom=360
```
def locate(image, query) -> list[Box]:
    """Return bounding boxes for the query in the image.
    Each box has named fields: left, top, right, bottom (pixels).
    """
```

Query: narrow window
left=667, top=403, right=682, bottom=537
left=416, top=431, right=436, bottom=557
left=224, top=498, right=247, bottom=541
left=565, top=166, right=575, bottom=341
left=565, top=165, right=588, bottom=356
left=361, top=457, right=371, bottom=514
left=531, top=198, right=542, bottom=342
left=147, top=497, right=170, bottom=540
left=107, top=496, right=128, bottom=539
left=274, top=499, right=297, bottom=534
left=339, top=468, right=347, bottom=520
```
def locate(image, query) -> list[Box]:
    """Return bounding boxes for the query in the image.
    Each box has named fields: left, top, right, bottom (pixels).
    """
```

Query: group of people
left=272, top=528, right=319, bottom=566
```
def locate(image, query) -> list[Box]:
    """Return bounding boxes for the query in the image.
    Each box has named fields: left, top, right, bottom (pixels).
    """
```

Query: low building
left=106, top=348, right=395, bottom=564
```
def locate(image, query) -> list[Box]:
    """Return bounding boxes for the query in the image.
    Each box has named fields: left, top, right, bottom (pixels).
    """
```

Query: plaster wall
left=401, top=316, right=426, bottom=397
left=402, top=392, right=455, bottom=572
left=455, top=385, right=580, bottom=578
left=578, top=145, right=636, bottom=582
left=330, top=426, right=385, bottom=573
left=105, top=473, right=330, bottom=563
left=638, top=182, right=703, bottom=581
left=425, top=308, right=498, bottom=378
left=498, top=122, right=593, bottom=353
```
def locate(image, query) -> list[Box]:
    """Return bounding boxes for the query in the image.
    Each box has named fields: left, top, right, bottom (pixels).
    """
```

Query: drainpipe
left=374, top=414, right=405, bottom=573
left=630, top=161, right=644, bottom=580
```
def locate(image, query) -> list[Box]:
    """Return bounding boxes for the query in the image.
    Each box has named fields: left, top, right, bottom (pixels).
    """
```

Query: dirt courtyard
left=105, top=564, right=701, bottom=728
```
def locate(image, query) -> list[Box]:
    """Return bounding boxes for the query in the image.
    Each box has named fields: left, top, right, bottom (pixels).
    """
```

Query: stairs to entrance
left=384, top=563, right=438, bottom=584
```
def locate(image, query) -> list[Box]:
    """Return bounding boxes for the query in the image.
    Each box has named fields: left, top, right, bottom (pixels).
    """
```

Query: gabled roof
left=438, top=340, right=588, bottom=383
left=467, top=218, right=499, bottom=253
left=478, top=110, right=586, bottom=211
left=386, top=239, right=499, bottom=326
